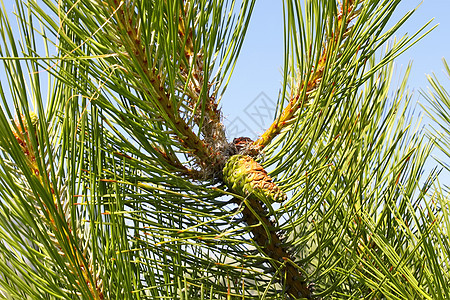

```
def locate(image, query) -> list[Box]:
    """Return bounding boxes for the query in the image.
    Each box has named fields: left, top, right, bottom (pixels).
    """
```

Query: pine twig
left=253, top=0, right=361, bottom=149
left=238, top=196, right=312, bottom=299
left=109, top=0, right=228, bottom=177
left=12, top=112, right=104, bottom=299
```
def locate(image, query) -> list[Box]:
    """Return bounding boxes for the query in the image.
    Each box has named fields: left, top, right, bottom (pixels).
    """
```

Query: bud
left=222, top=155, right=286, bottom=203
left=14, top=111, right=38, bottom=136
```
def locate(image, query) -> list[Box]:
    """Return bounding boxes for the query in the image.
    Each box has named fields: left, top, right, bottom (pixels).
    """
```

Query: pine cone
left=222, top=155, right=286, bottom=203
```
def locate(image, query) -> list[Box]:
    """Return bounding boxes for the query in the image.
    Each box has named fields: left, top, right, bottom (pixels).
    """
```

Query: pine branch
left=239, top=196, right=312, bottom=299
left=108, top=0, right=226, bottom=174
left=223, top=152, right=312, bottom=298
left=253, top=0, right=361, bottom=150
left=0, top=0, right=442, bottom=299
left=10, top=112, right=104, bottom=299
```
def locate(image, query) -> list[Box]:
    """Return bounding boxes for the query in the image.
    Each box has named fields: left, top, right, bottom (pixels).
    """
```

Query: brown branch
left=177, top=2, right=222, bottom=125
left=177, top=2, right=228, bottom=162
left=236, top=196, right=312, bottom=299
left=109, top=0, right=226, bottom=175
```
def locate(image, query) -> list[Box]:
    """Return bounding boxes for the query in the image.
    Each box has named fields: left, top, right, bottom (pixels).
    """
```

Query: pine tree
left=0, top=0, right=447, bottom=299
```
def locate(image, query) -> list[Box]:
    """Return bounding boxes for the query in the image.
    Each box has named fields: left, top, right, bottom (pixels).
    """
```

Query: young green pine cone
left=222, top=155, right=286, bottom=203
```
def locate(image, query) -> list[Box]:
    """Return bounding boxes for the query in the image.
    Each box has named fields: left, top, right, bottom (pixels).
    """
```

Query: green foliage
left=0, top=0, right=447, bottom=299
left=422, top=59, right=450, bottom=177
